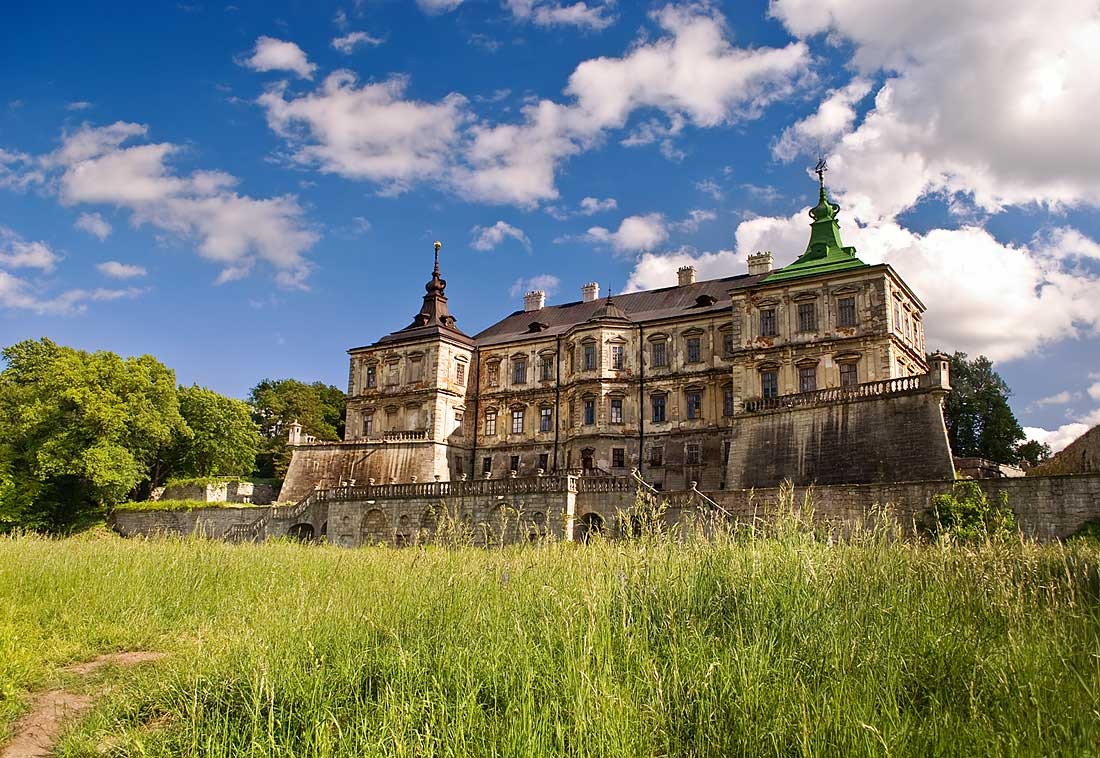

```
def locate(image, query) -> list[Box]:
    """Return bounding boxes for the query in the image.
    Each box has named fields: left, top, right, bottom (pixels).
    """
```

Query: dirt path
left=1, top=652, right=165, bottom=758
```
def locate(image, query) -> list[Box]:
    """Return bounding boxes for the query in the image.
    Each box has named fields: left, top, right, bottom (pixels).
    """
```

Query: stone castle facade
left=280, top=179, right=954, bottom=504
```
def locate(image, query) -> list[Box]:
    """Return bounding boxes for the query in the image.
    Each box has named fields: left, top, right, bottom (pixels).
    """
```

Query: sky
left=2, top=0, right=1100, bottom=452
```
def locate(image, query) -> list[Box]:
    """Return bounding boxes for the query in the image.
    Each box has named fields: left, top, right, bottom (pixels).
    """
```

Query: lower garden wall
left=110, top=506, right=270, bottom=539
left=110, top=473, right=1100, bottom=544
left=707, top=473, right=1100, bottom=541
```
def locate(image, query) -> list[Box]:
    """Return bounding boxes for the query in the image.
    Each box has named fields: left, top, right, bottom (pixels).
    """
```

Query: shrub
left=925, top=480, right=1017, bottom=542
left=1068, top=520, right=1100, bottom=544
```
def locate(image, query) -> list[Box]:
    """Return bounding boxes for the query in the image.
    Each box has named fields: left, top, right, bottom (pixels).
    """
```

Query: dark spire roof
left=374, top=241, right=474, bottom=347
left=586, top=289, right=631, bottom=324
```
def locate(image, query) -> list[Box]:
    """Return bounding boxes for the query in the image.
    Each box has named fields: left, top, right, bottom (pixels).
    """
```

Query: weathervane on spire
left=814, top=158, right=828, bottom=189
left=433, top=240, right=442, bottom=275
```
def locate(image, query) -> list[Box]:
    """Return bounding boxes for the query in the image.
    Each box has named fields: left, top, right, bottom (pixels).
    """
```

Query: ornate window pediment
left=792, top=291, right=820, bottom=303
left=795, top=356, right=820, bottom=368
left=682, top=326, right=705, bottom=336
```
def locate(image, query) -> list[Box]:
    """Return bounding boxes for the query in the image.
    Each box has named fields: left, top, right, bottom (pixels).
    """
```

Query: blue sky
left=2, top=0, right=1099, bottom=451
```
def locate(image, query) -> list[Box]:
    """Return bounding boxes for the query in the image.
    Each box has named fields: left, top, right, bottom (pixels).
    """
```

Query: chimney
left=582, top=282, right=600, bottom=303
left=524, top=290, right=546, bottom=312
left=747, top=251, right=773, bottom=275
left=677, top=265, right=696, bottom=286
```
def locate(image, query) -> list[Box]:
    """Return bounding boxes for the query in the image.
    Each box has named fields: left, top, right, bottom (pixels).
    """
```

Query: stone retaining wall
left=110, top=506, right=270, bottom=539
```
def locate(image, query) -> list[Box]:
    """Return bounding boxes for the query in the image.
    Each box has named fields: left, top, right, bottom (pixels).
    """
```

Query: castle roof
left=374, top=242, right=475, bottom=348
left=474, top=272, right=766, bottom=347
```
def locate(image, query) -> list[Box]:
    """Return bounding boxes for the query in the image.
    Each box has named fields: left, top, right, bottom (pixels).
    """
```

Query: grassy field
left=0, top=523, right=1098, bottom=756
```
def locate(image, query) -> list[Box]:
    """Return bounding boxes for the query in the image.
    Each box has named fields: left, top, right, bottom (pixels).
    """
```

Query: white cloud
left=1025, top=409, right=1100, bottom=453
left=1089, top=382, right=1100, bottom=401
left=579, top=196, right=616, bottom=215
left=241, top=36, right=316, bottom=79
left=505, top=0, right=616, bottom=31
left=471, top=220, right=532, bottom=251
left=509, top=273, right=561, bottom=298
left=65, top=101, right=93, bottom=111
left=770, top=0, right=1100, bottom=222
left=0, top=226, right=59, bottom=271
left=695, top=179, right=723, bottom=200
left=31, top=122, right=318, bottom=287
left=331, top=31, right=384, bottom=53
left=453, top=5, right=809, bottom=205
left=1033, top=391, right=1075, bottom=408
left=772, top=77, right=872, bottom=162
left=672, top=208, right=716, bottom=232
left=417, top=0, right=463, bottom=13
left=97, top=260, right=146, bottom=279
left=0, top=268, right=143, bottom=315
left=582, top=213, right=668, bottom=254
left=258, top=72, right=469, bottom=192
left=75, top=211, right=111, bottom=240
left=625, top=247, right=742, bottom=292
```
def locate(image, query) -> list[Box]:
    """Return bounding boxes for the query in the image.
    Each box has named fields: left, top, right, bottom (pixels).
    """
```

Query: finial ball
left=434, top=241, right=442, bottom=253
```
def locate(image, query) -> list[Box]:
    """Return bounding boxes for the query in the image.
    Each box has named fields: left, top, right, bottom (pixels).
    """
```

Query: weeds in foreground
left=0, top=497, right=1098, bottom=757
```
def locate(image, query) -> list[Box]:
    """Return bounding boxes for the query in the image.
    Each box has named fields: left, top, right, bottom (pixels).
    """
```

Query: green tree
left=1015, top=439, right=1052, bottom=468
left=939, top=352, right=1026, bottom=464
left=249, top=379, right=346, bottom=477
left=166, top=385, right=260, bottom=479
left=0, top=338, right=186, bottom=531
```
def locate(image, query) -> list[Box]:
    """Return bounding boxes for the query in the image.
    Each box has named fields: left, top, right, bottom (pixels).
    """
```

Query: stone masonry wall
left=160, top=481, right=277, bottom=504
left=726, top=389, right=954, bottom=489
left=280, top=442, right=445, bottom=503
left=110, top=506, right=270, bottom=539
left=111, top=474, right=1100, bottom=545
left=707, top=473, right=1100, bottom=541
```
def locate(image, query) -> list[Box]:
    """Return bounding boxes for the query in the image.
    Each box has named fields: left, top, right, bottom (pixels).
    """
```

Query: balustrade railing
left=742, top=374, right=926, bottom=413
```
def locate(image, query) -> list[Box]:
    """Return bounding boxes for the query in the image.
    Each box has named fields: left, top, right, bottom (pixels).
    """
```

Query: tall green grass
left=0, top=515, right=1098, bottom=756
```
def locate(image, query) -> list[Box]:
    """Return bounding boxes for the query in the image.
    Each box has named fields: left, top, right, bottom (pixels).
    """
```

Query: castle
left=279, top=175, right=956, bottom=516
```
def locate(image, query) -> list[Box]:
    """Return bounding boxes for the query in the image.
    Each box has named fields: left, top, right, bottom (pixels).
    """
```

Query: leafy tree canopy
left=0, top=338, right=186, bottom=531
left=249, top=378, right=346, bottom=477
left=167, top=385, right=260, bottom=479
left=939, top=352, right=1028, bottom=465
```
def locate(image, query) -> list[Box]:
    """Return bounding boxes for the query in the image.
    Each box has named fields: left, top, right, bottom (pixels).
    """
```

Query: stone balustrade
left=742, top=375, right=928, bottom=413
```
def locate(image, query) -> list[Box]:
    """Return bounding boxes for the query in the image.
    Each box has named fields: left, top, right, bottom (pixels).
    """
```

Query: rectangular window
left=454, top=361, right=465, bottom=385
left=408, top=359, right=422, bottom=383
left=363, top=412, right=374, bottom=435
left=539, top=407, right=552, bottom=432
left=485, top=411, right=497, bottom=436
left=366, top=365, right=377, bottom=388
left=538, top=453, right=549, bottom=471
left=510, top=455, right=520, bottom=472
left=386, top=409, right=397, bottom=430
left=651, top=394, right=666, bottom=423
left=540, top=356, right=553, bottom=381
left=799, top=366, right=817, bottom=393
left=722, top=332, right=734, bottom=356
left=386, top=363, right=399, bottom=385
left=652, top=341, right=667, bottom=367
left=610, top=344, right=624, bottom=370
left=722, top=440, right=731, bottom=465
left=839, top=362, right=858, bottom=388
left=686, top=337, right=701, bottom=363
left=761, top=370, right=778, bottom=399
left=760, top=309, right=777, bottom=337
left=583, top=344, right=596, bottom=370
left=894, top=303, right=902, bottom=330
left=583, top=398, right=596, bottom=425
left=612, top=448, right=625, bottom=468
left=453, top=410, right=464, bottom=437
left=685, top=443, right=702, bottom=466
left=512, top=358, right=527, bottom=385
left=511, top=409, right=524, bottom=434
left=482, top=456, right=492, bottom=474
left=838, top=296, right=857, bottom=327
left=487, top=364, right=499, bottom=387
left=686, top=391, right=702, bottom=420
left=610, top=398, right=623, bottom=424
left=723, top=386, right=734, bottom=416
left=650, top=445, right=664, bottom=467
left=798, top=302, right=817, bottom=332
